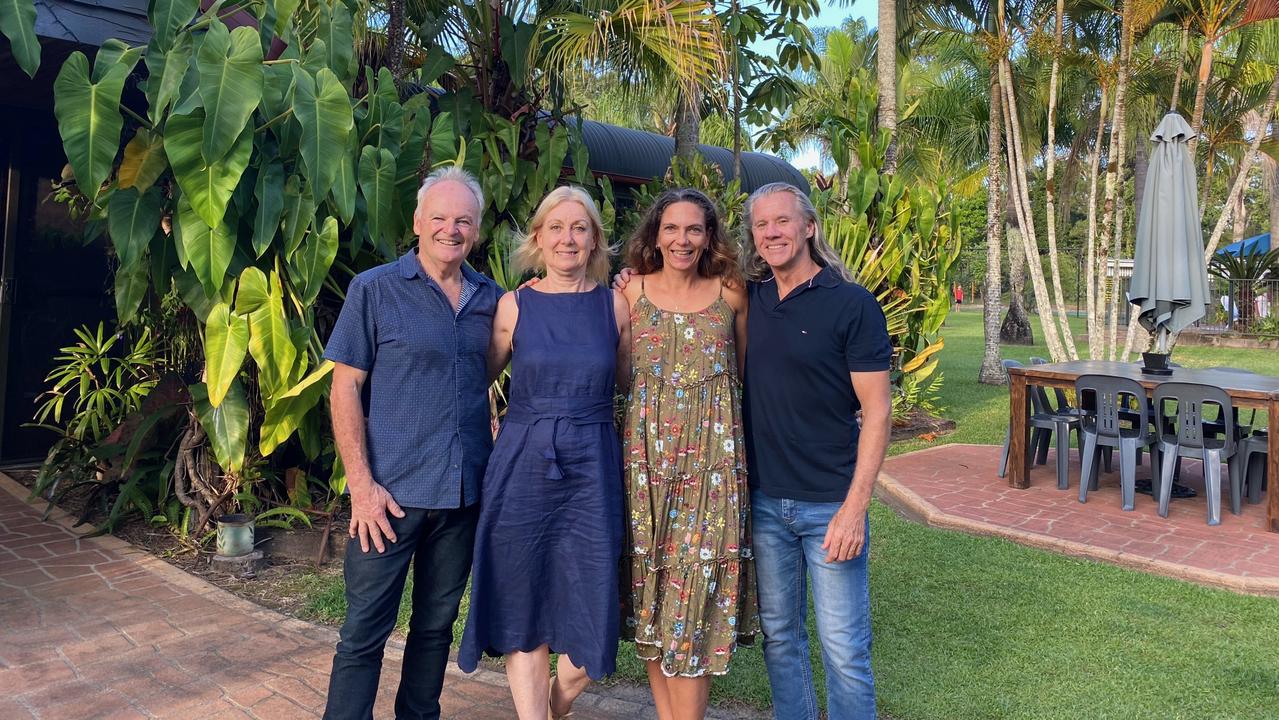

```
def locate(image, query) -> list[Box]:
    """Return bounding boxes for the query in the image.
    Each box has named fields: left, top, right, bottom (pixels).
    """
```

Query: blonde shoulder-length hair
left=512, top=186, right=613, bottom=285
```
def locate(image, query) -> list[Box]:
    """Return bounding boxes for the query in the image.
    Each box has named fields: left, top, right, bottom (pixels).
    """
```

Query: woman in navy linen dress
left=458, top=186, right=631, bottom=720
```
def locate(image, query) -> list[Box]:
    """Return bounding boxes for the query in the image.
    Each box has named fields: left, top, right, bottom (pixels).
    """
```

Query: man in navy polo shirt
left=742, top=182, right=893, bottom=720
left=322, top=167, right=499, bottom=720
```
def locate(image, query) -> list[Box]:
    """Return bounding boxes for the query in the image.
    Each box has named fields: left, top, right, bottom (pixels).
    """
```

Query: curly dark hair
left=625, top=188, right=742, bottom=284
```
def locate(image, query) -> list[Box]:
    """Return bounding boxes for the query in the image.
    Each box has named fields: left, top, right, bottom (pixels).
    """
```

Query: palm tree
left=879, top=0, right=900, bottom=173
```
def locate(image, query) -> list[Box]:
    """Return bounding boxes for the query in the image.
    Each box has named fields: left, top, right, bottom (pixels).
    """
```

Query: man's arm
left=821, top=369, right=892, bottom=563
left=332, top=361, right=405, bottom=553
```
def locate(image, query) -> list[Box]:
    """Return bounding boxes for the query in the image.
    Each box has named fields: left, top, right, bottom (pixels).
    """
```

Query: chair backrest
left=1151, top=382, right=1235, bottom=453
left=1075, top=374, right=1147, bottom=439
left=1030, top=356, right=1072, bottom=411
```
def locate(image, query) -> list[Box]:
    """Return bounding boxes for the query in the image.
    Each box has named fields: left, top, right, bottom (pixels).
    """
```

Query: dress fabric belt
left=503, top=396, right=614, bottom=480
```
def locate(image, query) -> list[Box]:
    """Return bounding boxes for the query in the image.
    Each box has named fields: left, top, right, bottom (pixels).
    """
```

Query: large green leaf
left=429, top=111, right=455, bottom=165
left=174, top=265, right=217, bottom=322
left=317, top=2, right=354, bottom=83
left=191, top=380, right=249, bottom=474
left=108, top=186, right=162, bottom=267
left=198, top=23, right=264, bottom=163
left=204, top=302, right=249, bottom=407
left=252, top=159, right=285, bottom=258
left=93, top=40, right=144, bottom=82
left=52, top=52, right=136, bottom=203
left=176, top=195, right=235, bottom=296
left=293, top=66, right=353, bottom=200
left=330, top=133, right=357, bottom=224
left=145, top=32, right=192, bottom=124
left=114, top=250, right=150, bottom=325
left=0, top=0, right=40, bottom=78
left=149, top=226, right=176, bottom=296
left=147, top=0, right=199, bottom=51
left=246, top=270, right=296, bottom=398
left=280, top=174, right=316, bottom=257
left=358, top=145, right=397, bottom=249
left=260, top=360, right=333, bottom=456
left=235, top=265, right=269, bottom=315
left=166, top=111, right=253, bottom=227
left=117, top=129, right=168, bottom=192
left=290, top=215, right=338, bottom=307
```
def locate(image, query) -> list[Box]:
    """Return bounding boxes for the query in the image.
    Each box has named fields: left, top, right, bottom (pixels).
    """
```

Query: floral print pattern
left=622, top=288, right=758, bottom=677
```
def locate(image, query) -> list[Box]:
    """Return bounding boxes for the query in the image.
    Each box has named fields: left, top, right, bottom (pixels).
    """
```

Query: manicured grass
left=297, top=309, right=1279, bottom=718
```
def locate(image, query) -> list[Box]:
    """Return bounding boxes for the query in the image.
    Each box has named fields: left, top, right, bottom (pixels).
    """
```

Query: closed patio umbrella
left=1128, top=112, right=1210, bottom=356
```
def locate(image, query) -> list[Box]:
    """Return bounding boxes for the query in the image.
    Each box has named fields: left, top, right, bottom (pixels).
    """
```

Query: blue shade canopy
left=1218, top=233, right=1271, bottom=257
left=1128, top=112, right=1212, bottom=349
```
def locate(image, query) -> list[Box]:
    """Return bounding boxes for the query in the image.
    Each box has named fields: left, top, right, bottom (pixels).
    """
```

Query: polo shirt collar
left=762, top=264, right=842, bottom=301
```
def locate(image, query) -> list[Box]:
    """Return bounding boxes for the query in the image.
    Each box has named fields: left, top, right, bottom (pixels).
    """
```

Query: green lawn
left=297, top=309, right=1279, bottom=718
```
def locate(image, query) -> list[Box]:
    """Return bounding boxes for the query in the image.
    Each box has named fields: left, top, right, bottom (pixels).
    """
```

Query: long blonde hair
left=741, top=182, right=850, bottom=281
left=513, top=186, right=613, bottom=284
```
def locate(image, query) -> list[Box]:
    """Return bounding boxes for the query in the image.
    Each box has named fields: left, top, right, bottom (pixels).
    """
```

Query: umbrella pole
left=1156, top=327, right=1169, bottom=355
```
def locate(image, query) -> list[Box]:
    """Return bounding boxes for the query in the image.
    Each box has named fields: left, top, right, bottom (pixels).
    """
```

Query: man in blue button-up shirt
left=322, top=167, right=499, bottom=720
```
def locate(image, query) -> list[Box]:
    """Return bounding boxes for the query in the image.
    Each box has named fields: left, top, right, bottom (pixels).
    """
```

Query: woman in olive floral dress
left=619, top=188, right=758, bottom=720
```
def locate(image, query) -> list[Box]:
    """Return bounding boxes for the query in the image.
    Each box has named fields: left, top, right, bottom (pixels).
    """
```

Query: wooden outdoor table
left=1007, top=360, right=1279, bottom=532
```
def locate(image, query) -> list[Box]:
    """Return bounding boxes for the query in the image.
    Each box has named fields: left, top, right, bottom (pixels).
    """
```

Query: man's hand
left=349, top=481, right=406, bottom=553
left=612, top=267, right=637, bottom=291
left=821, top=501, right=867, bottom=563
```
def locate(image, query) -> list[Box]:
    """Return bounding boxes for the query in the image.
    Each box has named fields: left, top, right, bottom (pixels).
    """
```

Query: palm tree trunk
left=1107, top=9, right=1134, bottom=360
left=674, top=88, right=701, bottom=162
left=386, top=0, right=406, bottom=83
left=878, top=0, right=898, bottom=174
left=996, top=50, right=1068, bottom=360
left=1269, top=156, right=1279, bottom=237
left=1171, top=21, right=1189, bottom=112
left=979, top=68, right=1007, bottom=385
left=1188, top=37, right=1215, bottom=155
left=1203, top=72, right=1279, bottom=260
left=731, top=0, right=743, bottom=181
left=1001, top=220, right=1034, bottom=345
left=1097, top=0, right=1132, bottom=361
left=1133, top=130, right=1148, bottom=223
left=1085, top=85, right=1108, bottom=359
left=1043, top=0, right=1077, bottom=359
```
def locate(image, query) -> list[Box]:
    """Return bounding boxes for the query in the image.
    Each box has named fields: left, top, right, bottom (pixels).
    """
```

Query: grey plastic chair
left=1076, top=374, right=1160, bottom=511
left=1152, top=382, right=1244, bottom=525
left=998, top=360, right=1080, bottom=489
left=1238, top=430, right=1268, bottom=505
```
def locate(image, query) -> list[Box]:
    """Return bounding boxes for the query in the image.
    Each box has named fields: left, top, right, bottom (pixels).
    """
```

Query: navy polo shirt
left=743, top=266, right=893, bottom=502
left=323, top=250, right=499, bottom=509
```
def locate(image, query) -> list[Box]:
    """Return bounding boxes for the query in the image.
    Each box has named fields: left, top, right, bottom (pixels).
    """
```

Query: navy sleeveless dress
left=458, top=285, right=623, bottom=679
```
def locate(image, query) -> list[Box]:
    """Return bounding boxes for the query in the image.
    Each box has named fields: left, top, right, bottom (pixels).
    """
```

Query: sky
left=756, top=1, right=876, bottom=169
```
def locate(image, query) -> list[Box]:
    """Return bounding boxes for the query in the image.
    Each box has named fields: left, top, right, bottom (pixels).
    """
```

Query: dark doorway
left=0, top=112, right=114, bottom=462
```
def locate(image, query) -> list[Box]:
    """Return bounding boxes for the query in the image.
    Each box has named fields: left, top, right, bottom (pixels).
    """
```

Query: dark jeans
left=323, top=504, right=478, bottom=720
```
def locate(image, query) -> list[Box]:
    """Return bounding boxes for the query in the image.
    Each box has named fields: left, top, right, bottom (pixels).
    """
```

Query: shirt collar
left=761, top=265, right=842, bottom=293
left=397, top=249, right=487, bottom=288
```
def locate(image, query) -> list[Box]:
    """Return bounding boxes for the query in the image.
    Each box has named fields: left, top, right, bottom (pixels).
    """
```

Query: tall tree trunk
left=1269, top=157, right=1279, bottom=236
left=1108, top=10, right=1134, bottom=360
left=979, top=68, right=1007, bottom=385
left=674, top=88, right=701, bottom=162
left=1171, top=21, right=1189, bottom=113
left=878, top=0, right=898, bottom=174
left=386, top=0, right=406, bottom=83
left=1085, top=85, right=1109, bottom=359
left=1001, top=220, right=1034, bottom=344
left=1231, top=190, right=1248, bottom=243
left=731, top=0, right=743, bottom=181
left=1096, top=0, right=1131, bottom=361
left=996, top=48, right=1068, bottom=360
left=1203, top=72, right=1279, bottom=260
left=1042, top=0, right=1077, bottom=359
left=1188, top=36, right=1215, bottom=155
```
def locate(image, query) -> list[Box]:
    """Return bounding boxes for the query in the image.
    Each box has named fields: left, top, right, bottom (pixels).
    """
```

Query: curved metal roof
left=578, top=119, right=809, bottom=194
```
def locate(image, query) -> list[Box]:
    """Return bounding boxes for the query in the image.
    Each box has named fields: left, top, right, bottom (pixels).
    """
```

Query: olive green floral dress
left=622, top=281, right=758, bottom=677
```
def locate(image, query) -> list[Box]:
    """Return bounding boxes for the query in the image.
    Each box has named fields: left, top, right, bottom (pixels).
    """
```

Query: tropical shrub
left=40, top=0, right=652, bottom=534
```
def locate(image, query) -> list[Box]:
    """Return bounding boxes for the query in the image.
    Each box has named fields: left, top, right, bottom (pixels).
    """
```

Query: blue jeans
left=752, top=491, right=875, bottom=720
left=324, top=504, right=478, bottom=720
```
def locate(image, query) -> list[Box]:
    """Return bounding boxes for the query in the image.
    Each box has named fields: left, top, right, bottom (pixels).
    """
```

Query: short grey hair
left=742, top=182, right=850, bottom=282
left=417, top=166, right=485, bottom=214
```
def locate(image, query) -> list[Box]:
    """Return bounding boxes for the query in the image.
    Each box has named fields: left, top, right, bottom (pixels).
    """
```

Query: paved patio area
left=0, top=473, right=756, bottom=719
left=878, top=443, right=1279, bottom=595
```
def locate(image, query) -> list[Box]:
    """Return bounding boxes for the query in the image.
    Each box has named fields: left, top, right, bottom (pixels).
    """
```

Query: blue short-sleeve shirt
left=743, top=266, right=893, bottom=502
left=323, top=249, right=499, bottom=509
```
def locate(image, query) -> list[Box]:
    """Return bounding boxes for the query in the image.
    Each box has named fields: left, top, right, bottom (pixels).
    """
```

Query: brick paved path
left=879, top=443, right=1279, bottom=595
left=0, top=474, right=759, bottom=719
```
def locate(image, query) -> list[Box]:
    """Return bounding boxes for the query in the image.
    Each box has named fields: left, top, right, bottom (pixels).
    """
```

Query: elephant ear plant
left=42, top=0, right=619, bottom=538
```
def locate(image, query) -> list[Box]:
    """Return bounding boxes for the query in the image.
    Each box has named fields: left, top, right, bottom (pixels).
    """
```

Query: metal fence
left=1104, top=277, right=1279, bottom=333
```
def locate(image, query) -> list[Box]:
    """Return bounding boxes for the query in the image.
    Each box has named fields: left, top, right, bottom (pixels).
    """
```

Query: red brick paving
left=0, top=473, right=761, bottom=719
left=879, top=443, right=1279, bottom=594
